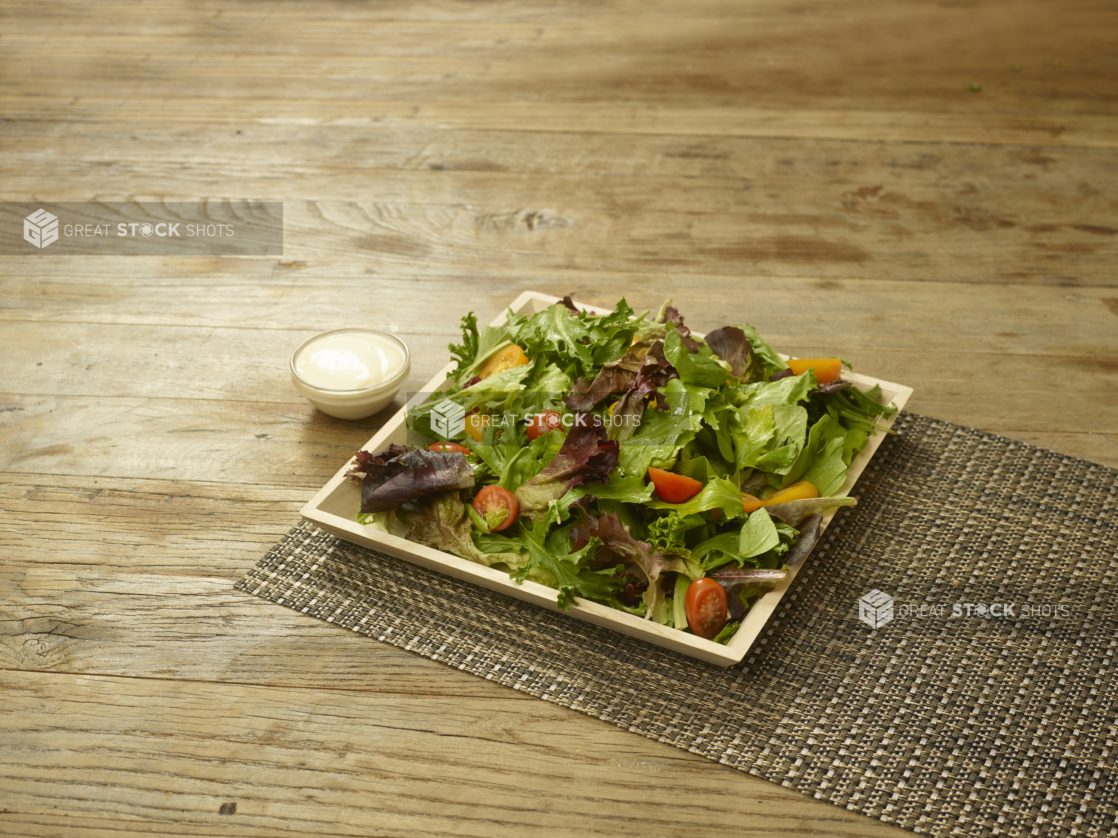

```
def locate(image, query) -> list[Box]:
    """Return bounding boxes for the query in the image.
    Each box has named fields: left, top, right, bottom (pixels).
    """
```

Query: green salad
left=349, top=297, right=896, bottom=644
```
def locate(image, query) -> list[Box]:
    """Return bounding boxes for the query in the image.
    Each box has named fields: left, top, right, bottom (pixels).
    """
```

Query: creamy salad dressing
left=294, top=331, right=406, bottom=390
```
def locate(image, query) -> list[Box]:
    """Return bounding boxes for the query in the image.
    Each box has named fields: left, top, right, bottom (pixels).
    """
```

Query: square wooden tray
left=301, top=292, right=913, bottom=666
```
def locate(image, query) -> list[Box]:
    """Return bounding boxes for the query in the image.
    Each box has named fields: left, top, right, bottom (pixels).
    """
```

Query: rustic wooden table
left=2, top=1, right=1116, bottom=835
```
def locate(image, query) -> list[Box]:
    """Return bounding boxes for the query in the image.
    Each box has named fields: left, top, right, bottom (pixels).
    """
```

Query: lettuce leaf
left=512, top=299, right=641, bottom=381
left=691, top=531, right=753, bottom=572
left=784, top=413, right=847, bottom=491
left=735, top=324, right=788, bottom=379
left=730, top=369, right=816, bottom=414
left=491, top=428, right=566, bottom=492
left=729, top=405, right=776, bottom=471
left=496, top=509, right=625, bottom=611
left=801, top=436, right=848, bottom=496
left=765, top=495, right=857, bottom=526
left=674, top=452, right=731, bottom=483
left=514, top=414, right=619, bottom=516
left=738, top=508, right=780, bottom=559
left=647, top=476, right=746, bottom=519
left=784, top=512, right=823, bottom=568
left=658, top=303, right=703, bottom=352
left=566, top=365, right=634, bottom=412
left=353, top=446, right=475, bottom=513
left=753, top=404, right=809, bottom=475
left=711, top=566, right=788, bottom=598
left=606, top=339, right=680, bottom=442
left=617, top=377, right=708, bottom=476
left=399, top=490, right=526, bottom=570
left=663, top=328, right=730, bottom=389
left=712, top=620, right=741, bottom=644
left=560, top=472, right=654, bottom=505
left=448, top=312, right=480, bottom=380
left=705, top=326, right=763, bottom=383
left=590, top=512, right=702, bottom=618
left=646, top=511, right=706, bottom=553
left=455, top=326, right=513, bottom=385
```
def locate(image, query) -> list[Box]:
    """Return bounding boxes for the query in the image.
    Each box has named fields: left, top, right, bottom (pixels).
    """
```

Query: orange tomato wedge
left=740, top=492, right=764, bottom=513
left=648, top=467, right=704, bottom=504
left=478, top=344, right=530, bottom=379
left=786, top=358, right=842, bottom=384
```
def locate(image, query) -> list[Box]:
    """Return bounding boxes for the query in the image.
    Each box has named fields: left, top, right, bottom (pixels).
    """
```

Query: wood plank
left=0, top=474, right=302, bottom=571
left=0, top=669, right=913, bottom=838
left=3, top=131, right=1115, bottom=286
left=4, top=273, right=1118, bottom=354
left=3, top=201, right=1115, bottom=284
left=0, top=396, right=373, bottom=488
left=1, top=1, right=1114, bottom=122
left=4, top=97, right=1115, bottom=148
left=0, top=0, right=618, bottom=28
left=5, top=120, right=1117, bottom=183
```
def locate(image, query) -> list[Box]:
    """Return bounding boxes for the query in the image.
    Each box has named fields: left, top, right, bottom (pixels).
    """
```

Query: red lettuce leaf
left=578, top=511, right=701, bottom=618
left=514, top=414, right=620, bottom=515
left=765, top=495, right=856, bottom=526
left=705, top=326, right=763, bottom=382
left=660, top=305, right=703, bottom=353
left=784, top=512, right=823, bottom=569
left=565, top=364, right=635, bottom=412
left=608, top=339, right=679, bottom=440
left=348, top=444, right=409, bottom=477
left=711, top=566, right=787, bottom=618
left=814, top=379, right=854, bottom=395
left=564, top=334, right=666, bottom=412
left=355, top=445, right=475, bottom=513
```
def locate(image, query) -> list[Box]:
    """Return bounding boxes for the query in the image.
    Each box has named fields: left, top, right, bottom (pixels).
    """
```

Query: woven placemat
left=236, top=413, right=1118, bottom=838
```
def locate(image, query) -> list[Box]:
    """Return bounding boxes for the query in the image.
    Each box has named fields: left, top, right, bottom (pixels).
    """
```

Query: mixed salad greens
left=350, top=297, right=897, bottom=644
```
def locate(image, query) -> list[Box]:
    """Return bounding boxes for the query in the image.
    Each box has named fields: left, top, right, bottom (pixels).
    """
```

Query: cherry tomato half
left=472, top=486, right=519, bottom=532
left=685, top=577, right=728, bottom=640
left=428, top=441, right=471, bottom=454
left=647, top=467, right=703, bottom=504
left=526, top=410, right=564, bottom=441
left=478, top=344, right=530, bottom=380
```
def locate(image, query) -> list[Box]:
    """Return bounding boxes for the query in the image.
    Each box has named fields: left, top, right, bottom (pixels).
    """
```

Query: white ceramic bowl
left=290, top=328, right=410, bottom=420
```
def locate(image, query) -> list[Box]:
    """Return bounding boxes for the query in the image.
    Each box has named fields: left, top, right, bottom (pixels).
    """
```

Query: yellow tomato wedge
left=464, top=412, right=490, bottom=442
left=478, top=344, right=530, bottom=379
left=742, top=480, right=820, bottom=513
left=762, top=480, right=819, bottom=506
left=786, top=358, right=842, bottom=384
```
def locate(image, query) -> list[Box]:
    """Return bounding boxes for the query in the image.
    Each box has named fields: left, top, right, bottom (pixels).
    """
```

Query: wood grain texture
left=1, top=0, right=1116, bottom=835
left=0, top=670, right=917, bottom=838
